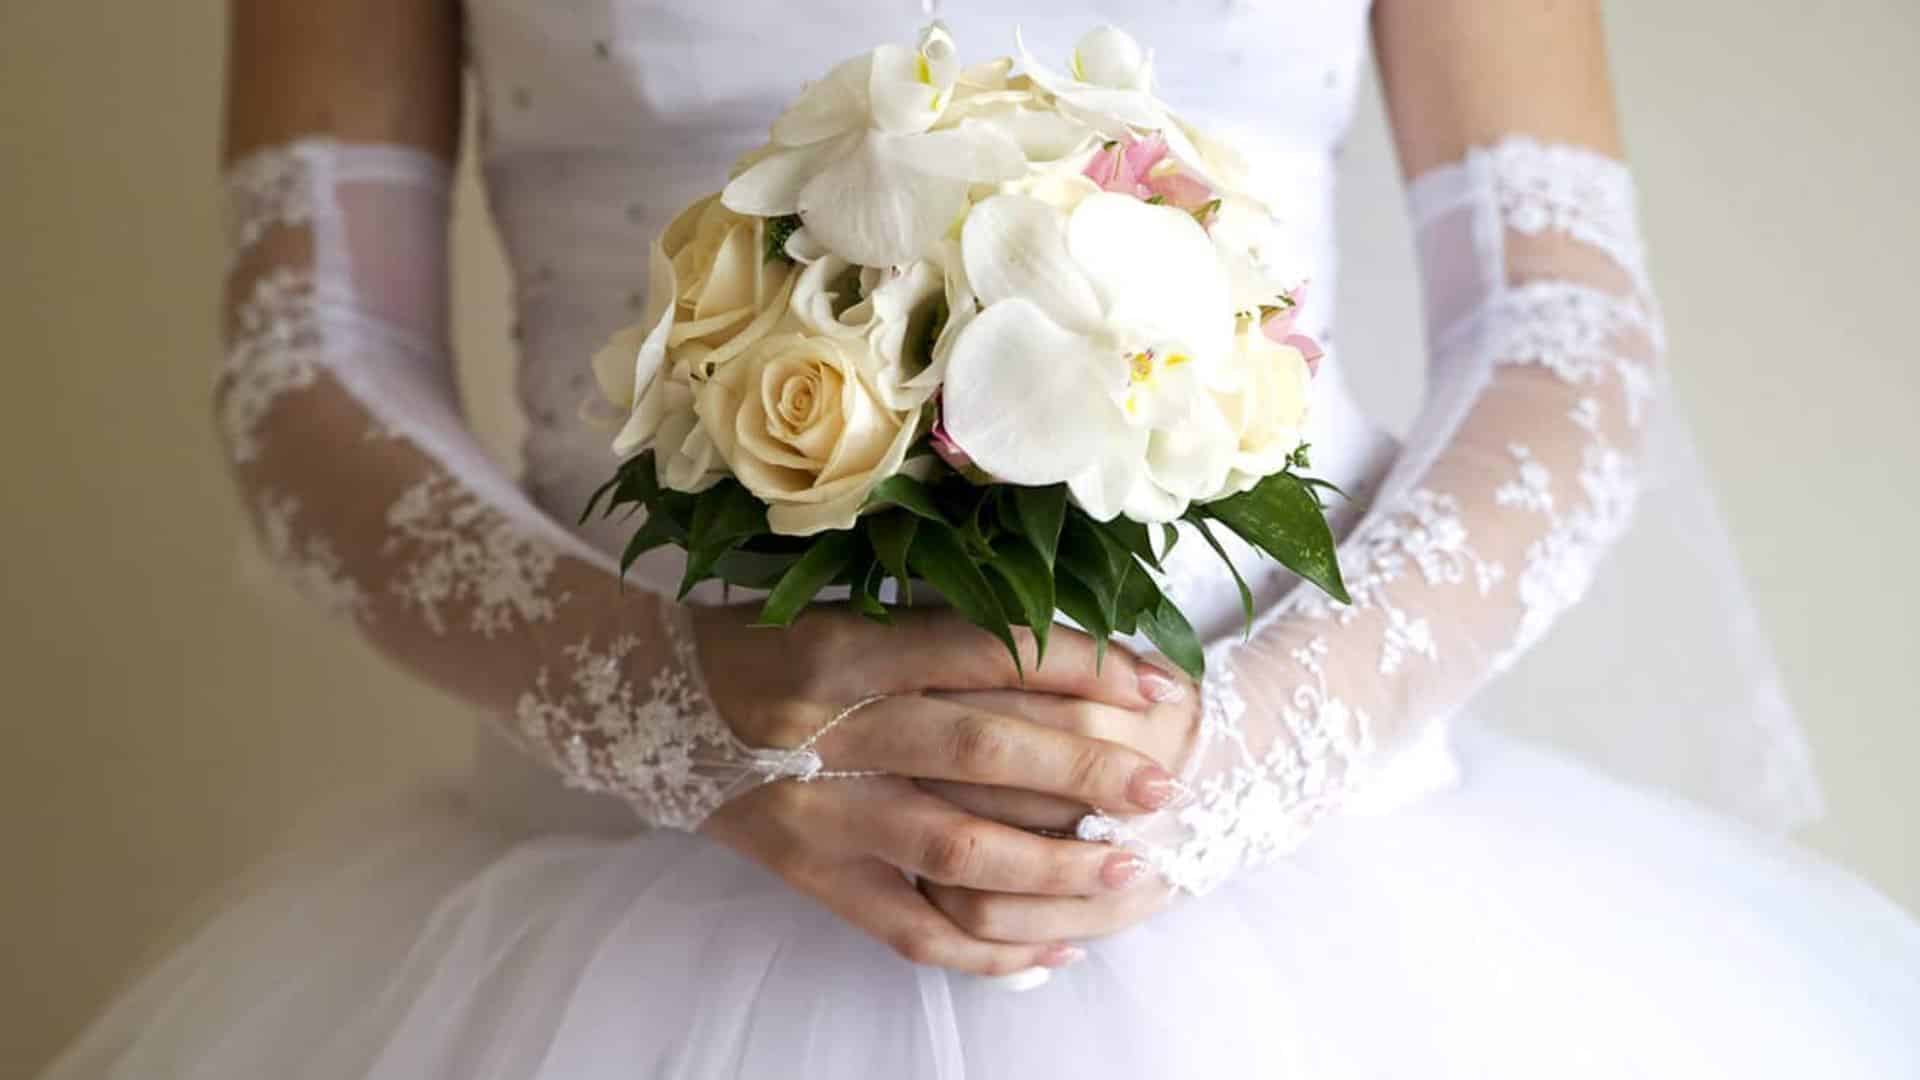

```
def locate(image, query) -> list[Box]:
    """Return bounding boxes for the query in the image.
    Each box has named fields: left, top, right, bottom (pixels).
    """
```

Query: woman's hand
left=693, top=605, right=1190, bottom=975
left=913, top=685, right=1200, bottom=948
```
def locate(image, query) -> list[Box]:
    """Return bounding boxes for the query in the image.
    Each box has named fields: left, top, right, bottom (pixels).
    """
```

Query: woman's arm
left=220, top=0, right=1186, bottom=973
left=1081, top=0, right=1665, bottom=893
left=1373, top=0, right=1621, bottom=171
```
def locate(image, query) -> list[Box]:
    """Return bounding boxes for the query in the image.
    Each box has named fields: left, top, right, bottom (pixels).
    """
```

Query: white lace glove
left=220, top=138, right=830, bottom=830
left=1080, top=138, right=1664, bottom=894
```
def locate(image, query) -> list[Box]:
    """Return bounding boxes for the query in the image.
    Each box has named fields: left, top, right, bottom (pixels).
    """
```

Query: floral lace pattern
left=1083, top=137, right=1666, bottom=896
left=512, top=605, right=823, bottom=831
left=255, top=490, right=371, bottom=621
left=384, top=473, right=568, bottom=637
left=223, top=144, right=316, bottom=260
left=1297, top=490, right=1506, bottom=676
left=219, top=268, right=323, bottom=463
left=1083, top=636, right=1374, bottom=895
left=1473, top=136, right=1648, bottom=293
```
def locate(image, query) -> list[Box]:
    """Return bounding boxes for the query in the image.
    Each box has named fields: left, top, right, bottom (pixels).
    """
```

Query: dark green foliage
left=584, top=450, right=1351, bottom=681
left=764, top=214, right=803, bottom=264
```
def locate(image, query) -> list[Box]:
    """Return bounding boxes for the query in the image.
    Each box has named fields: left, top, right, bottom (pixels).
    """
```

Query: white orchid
left=722, top=25, right=1028, bottom=268
left=940, top=191, right=1238, bottom=522
left=1016, top=26, right=1221, bottom=192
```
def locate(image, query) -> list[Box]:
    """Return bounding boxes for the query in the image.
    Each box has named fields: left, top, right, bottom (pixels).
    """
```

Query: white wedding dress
left=44, top=1, right=1920, bottom=1077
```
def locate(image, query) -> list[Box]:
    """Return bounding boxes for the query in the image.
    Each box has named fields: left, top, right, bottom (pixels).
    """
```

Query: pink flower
left=1261, top=286, right=1324, bottom=376
left=1082, top=133, right=1214, bottom=212
left=929, top=408, right=973, bottom=472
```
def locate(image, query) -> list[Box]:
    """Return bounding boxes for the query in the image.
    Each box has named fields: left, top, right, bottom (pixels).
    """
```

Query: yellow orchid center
left=1123, top=349, right=1189, bottom=417
left=916, top=52, right=934, bottom=85
left=1071, top=49, right=1088, bottom=83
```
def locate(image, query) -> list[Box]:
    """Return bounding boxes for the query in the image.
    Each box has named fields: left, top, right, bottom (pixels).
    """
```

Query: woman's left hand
left=914, top=684, right=1200, bottom=944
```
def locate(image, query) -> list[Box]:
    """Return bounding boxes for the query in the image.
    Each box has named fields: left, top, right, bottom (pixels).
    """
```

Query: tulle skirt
left=41, top=727, right=1920, bottom=1079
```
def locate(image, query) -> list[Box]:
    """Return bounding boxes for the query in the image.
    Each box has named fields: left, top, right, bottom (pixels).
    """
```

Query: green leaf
left=1053, top=570, right=1111, bottom=671
left=764, top=214, right=803, bottom=264
left=610, top=454, right=664, bottom=514
left=864, top=474, right=947, bottom=523
left=963, top=491, right=999, bottom=560
left=617, top=510, right=682, bottom=584
left=681, top=482, right=769, bottom=597
left=690, top=482, right=767, bottom=547
left=1139, top=596, right=1205, bottom=682
left=580, top=471, right=623, bottom=525
left=847, top=551, right=890, bottom=622
left=865, top=511, right=918, bottom=603
left=1112, top=560, right=1159, bottom=637
left=1202, top=473, right=1350, bottom=604
left=1010, top=484, right=1068, bottom=569
left=984, top=540, right=1054, bottom=666
left=709, top=548, right=804, bottom=591
left=757, top=531, right=856, bottom=626
left=1161, top=523, right=1181, bottom=559
left=908, top=521, right=1020, bottom=673
left=1189, top=517, right=1255, bottom=630
left=1058, top=516, right=1127, bottom=627
left=1095, top=516, right=1162, bottom=570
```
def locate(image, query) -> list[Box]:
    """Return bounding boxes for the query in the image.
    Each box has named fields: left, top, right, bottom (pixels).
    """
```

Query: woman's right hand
left=692, top=604, right=1189, bottom=975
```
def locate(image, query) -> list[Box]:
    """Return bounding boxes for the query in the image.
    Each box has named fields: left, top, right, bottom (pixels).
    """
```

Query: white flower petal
left=885, top=122, right=1028, bottom=183
left=1072, top=26, right=1151, bottom=91
left=600, top=238, right=679, bottom=457
left=783, top=225, right=829, bottom=264
left=904, top=236, right=976, bottom=397
left=592, top=325, right=650, bottom=413
left=1210, top=195, right=1311, bottom=312
left=1070, top=448, right=1151, bottom=522
left=942, top=299, right=1129, bottom=486
left=989, top=106, right=1099, bottom=164
left=796, top=135, right=968, bottom=268
left=1068, top=192, right=1231, bottom=357
left=869, top=44, right=951, bottom=136
left=960, top=194, right=1103, bottom=332
left=1017, top=29, right=1166, bottom=132
left=771, top=53, right=872, bottom=146
left=1171, top=117, right=1248, bottom=194
left=790, top=255, right=869, bottom=338
left=722, top=135, right=856, bottom=216
left=1146, top=408, right=1235, bottom=500
left=1117, top=470, right=1186, bottom=524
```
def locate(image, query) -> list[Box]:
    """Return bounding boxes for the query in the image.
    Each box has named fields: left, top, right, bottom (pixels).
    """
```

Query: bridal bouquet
left=585, top=24, right=1348, bottom=679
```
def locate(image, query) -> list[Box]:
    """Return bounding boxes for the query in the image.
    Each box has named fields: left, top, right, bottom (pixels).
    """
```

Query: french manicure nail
left=1101, top=852, right=1149, bottom=890
left=1039, top=943, right=1086, bottom=968
left=1129, top=765, right=1194, bottom=811
left=1138, top=665, right=1186, bottom=704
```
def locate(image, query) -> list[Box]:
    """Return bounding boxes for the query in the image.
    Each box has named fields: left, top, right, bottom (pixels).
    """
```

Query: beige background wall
left=3, top=0, right=1915, bottom=1072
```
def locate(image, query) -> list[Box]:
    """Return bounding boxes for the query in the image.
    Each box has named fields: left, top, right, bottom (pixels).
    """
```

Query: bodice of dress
left=463, top=0, right=1398, bottom=652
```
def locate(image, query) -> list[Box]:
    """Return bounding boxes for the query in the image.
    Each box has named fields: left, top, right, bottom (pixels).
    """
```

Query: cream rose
left=593, top=194, right=798, bottom=459
left=790, top=256, right=951, bottom=408
left=696, top=332, right=924, bottom=536
left=1206, top=315, right=1313, bottom=499
left=663, top=195, right=794, bottom=356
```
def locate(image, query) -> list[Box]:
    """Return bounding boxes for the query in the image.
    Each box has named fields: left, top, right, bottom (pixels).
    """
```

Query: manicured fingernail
left=1138, top=665, right=1186, bottom=704
left=1129, top=766, right=1194, bottom=811
left=1039, top=943, right=1086, bottom=968
left=1101, top=852, right=1149, bottom=890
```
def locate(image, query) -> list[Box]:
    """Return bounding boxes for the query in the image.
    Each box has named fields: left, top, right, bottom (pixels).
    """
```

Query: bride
left=45, top=0, right=1920, bottom=1076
